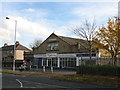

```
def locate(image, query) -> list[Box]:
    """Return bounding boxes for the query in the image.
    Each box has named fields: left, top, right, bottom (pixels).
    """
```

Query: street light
left=6, top=17, right=17, bottom=71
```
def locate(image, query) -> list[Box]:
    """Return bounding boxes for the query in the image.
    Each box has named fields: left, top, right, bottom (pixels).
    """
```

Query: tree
left=73, top=19, right=97, bottom=61
left=94, top=17, right=120, bottom=64
left=29, top=39, right=42, bottom=53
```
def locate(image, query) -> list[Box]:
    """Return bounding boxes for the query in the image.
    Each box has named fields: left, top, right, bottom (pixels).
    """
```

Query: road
left=0, top=72, right=2, bottom=90
left=2, top=73, right=116, bottom=89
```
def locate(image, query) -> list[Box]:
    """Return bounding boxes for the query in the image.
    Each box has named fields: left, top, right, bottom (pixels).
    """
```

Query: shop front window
left=52, top=58, right=57, bottom=67
left=48, top=59, right=51, bottom=66
left=47, top=58, right=57, bottom=67
left=60, top=58, right=76, bottom=68
left=43, top=58, right=47, bottom=66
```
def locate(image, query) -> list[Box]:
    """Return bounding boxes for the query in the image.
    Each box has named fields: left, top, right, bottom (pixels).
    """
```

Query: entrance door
left=48, top=58, right=52, bottom=67
left=38, top=58, right=42, bottom=68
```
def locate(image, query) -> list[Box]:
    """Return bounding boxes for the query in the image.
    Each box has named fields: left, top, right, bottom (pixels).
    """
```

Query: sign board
left=34, top=54, right=46, bottom=58
left=46, top=53, right=57, bottom=57
left=58, top=54, right=76, bottom=57
left=49, top=38, right=57, bottom=41
left=34, top=53, right=76, bottom=58
left=24, top=55, right=33, bottom=57
left=76, top=53, right=97, bottom=57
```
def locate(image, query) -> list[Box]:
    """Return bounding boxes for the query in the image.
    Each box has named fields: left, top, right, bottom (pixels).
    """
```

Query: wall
left=37, top=34, right=73, bottom=54
left=16, top=50, right=24, bottom=60
left=99, top=49, right=111, bottom=57
left=16, top=50, right=30, bottom=60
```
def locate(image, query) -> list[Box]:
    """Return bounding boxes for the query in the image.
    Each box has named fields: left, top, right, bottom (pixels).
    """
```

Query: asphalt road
left=2, top=73, right=116, bottom=89
left=0, top=72, right=2, bottom=90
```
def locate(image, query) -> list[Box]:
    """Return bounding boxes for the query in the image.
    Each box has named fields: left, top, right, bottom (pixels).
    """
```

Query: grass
left=1, top=69, right=119, bottom=87
left=1, top=70, right=53, bottom=77
left=1, top=70, right=15, bottom=73
left=53, top=74, right=120, bottom=87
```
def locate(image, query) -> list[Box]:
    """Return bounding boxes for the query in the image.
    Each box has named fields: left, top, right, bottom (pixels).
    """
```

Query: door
left=38, top=58, right=42, bottom=68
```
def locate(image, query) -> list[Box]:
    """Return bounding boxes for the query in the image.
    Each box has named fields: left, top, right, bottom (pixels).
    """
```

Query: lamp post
left=6, top=17, right=17, bottom=71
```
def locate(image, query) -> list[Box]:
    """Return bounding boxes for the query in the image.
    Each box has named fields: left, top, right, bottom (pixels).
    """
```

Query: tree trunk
left=89, top=42, right=92, bottom=66
left=111, top=54, right=117, bottom=65
left=89, top=41, right=92, bottom=61
left=113, top=55, right=117, bottom=65
left=89, top=49, right=92, bottom=60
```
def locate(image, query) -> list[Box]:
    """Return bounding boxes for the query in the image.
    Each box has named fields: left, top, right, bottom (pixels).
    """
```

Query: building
left=34, top=33, right=98, bottom=69
left=24, top=52, right=34, bottom=70
left=2, top=41, right=31, bottom=69
left=98, top=48, right=120, bottom=66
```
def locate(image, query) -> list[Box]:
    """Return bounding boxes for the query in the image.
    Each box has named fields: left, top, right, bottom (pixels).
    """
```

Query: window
left=60, top=58, right=76, bottom=68
left=47, top=43, right=58, bottom=50
left=48, top=59, right=51, bottom=66
left=43, top=58, right=47, bottom=66
left=48, top=58, right=57, bottom=67
left=52, top=58, right=57, bottom=67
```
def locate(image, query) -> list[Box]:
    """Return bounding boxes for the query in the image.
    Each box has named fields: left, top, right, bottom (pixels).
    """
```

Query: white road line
left=37, top=82, right=67, bottom=88
left=21, top=79, right=67, bottom=88
left=16, top=79, right=23, bottom=88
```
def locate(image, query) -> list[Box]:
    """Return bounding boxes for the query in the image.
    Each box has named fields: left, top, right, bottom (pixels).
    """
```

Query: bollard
left=43, top=66, right=45, bottom=72
left=51, top=66, right=53, bottom=73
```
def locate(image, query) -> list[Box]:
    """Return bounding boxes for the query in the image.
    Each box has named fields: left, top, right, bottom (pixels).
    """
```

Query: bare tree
left=29, top=39, right=42, bottom=53
left=72, top=19, right=97, bottom=61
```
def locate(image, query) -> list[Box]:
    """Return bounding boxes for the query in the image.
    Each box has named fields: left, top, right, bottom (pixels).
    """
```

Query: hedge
left=76, top=65, right=120, bottom=76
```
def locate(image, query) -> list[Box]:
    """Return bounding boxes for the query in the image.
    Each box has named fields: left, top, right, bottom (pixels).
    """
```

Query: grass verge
left=53, top=74, right=120, bottom=87
left=1, top=70, right=53, bottom=77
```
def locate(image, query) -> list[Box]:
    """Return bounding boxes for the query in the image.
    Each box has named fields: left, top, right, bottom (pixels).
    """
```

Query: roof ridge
left=58, top=35, right=84, bottom=41
left=16, top=44, right=31, bottom=51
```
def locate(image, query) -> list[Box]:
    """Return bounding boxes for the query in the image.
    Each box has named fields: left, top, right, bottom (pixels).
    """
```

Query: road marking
left=20, top=79, right=67, bottom=88
left=16, top=79, right=23, bottom=88
left=37, top=82, right=67, bottom=88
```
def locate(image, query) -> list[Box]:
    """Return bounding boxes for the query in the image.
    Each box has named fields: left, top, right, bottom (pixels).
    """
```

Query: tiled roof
left=48, top=33, right=90, bottom=49
left=58, top=35, right=87, bottom=45
left=2, top=42, right=31, bottom=51
left=16, top=44, right=31, bottom=51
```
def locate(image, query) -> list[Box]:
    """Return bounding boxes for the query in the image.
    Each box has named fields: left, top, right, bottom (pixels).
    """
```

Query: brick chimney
left=15, top=41, right=20, bottom=45
left=4, top=43, right=8, bottom=47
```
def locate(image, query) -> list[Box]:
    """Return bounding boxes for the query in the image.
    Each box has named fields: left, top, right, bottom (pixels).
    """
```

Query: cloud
left=0, top=18, right=21, bottom=44
left=24, top=8, right=36, bottom=12
left=72, top=3, right=117, bottom=24
left=0, top=15, right=74, bottom=47
left=0, top=16, right=66, bottom=45
left=1, top=2, right=118, bottom=47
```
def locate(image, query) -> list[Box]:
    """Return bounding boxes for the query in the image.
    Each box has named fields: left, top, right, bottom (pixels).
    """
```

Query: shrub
left=76, top=65, right=120, bottom=76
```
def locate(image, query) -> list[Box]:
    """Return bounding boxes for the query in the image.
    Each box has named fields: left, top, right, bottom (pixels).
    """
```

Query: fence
left=98, top=57, right=120, bottom=66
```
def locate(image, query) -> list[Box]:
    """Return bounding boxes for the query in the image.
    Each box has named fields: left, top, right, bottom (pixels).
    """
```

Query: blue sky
left=0, top=1, right=118, bottom=48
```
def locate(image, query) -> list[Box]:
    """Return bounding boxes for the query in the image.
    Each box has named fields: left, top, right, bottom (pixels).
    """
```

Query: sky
left=0, top=0, right=118, bottom=48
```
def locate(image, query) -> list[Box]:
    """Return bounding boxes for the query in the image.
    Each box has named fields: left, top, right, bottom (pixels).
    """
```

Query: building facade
left=2, top=41, right=31, bottom=69
left=34, top=33, right=98, bottom=69
left=98, top=48, right=120, bottom=66
left=24, top=52, right=34, bottom=70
